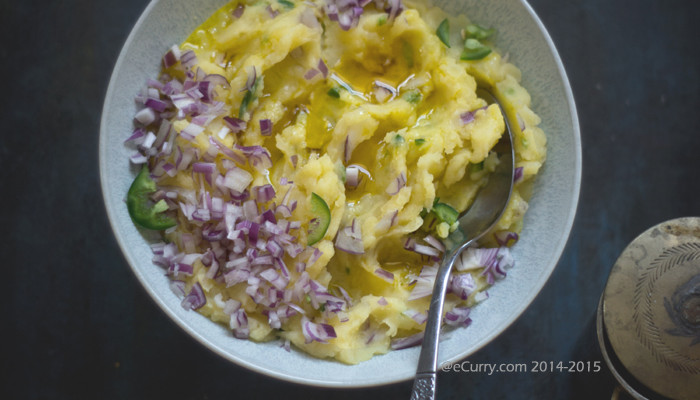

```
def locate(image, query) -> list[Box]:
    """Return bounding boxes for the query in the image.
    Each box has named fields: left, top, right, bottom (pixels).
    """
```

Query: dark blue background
left=2, top=0, right=698, bottom=398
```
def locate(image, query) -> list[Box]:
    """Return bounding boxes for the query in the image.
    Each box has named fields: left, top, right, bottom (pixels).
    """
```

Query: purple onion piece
left=391, top=331, right=424, bottom=350
left=259, top=118, right=272, bottom=136
left=181, top=282, right=207, bottom=310
left=232, top=4, right=245, bottom=18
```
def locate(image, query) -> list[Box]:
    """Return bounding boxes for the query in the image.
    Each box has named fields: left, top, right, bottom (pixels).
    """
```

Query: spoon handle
left=410, top=373, right=436, bottom=400
left=409, top=249, right=464, bottom=400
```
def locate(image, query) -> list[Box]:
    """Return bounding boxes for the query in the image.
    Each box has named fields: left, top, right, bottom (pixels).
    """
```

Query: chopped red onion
left=162, top=45, right=181, bottom=68
left=208, top=136, right=245, bottom=164
left=170, top=280, right=186, bottom=297
left=145, top=98, right=169, bottom=113
left=223, top=116, right=246, bottom=133
left=230, top=309, right=249, bottom=339
left=444, top=306, right=471, bottom=327
left=260, top=268, right=289, bottom=291
left=192, top=162, right=217, bottom=175
left=335, top=222, right=364, bottom=254
left=181, top=122, right=205, bottom=139
left=474, top=291, right=489, bottom=303
left=412, top=244, right=441, bottom=257
left=450, top=273, right=476, bottom=300
left=460, top=105, right=486, bottom=125
left=374, top=268, right=394, bottom=283
left=390, top=331, right=423, bottom=350
left=513, top=166, right=524, bottom=184
left=403, top=309, right=427, bottom=325
left=216, top=126, right=231, bottom=139
left=223, top=299, right=242, bottom=315
left=374, top=210, right=398, bottom=231
left=181, top=282, right=206, bottom=310
left=494, top=230, right=519, bottom=247
left=345, top=165, right=359, bottom=187
left=460, top=110, right=475, bottom=125
left=135, top=108, right=157, bottom=125
left=408, top=263, right=438, bottom=300
left=180, top=50, right=197, bottom=68
left=304, top=68, right=320, bottom=81
left=129, top=152, right=148, bottom=164
left=124, top=128, right=146, bottom=144
left=223, top=168, right=253, bottom=193
left=317, top=59, right=328, bottom=78
left=259, top=118, right=272, bottom=136
left=140, top=131, right=156, bottom=150
left=372, top=80, right=397, bottom=103
left=266, top=4, right=279, bottom=18
left=385, top=171, right=406, bottom=195
left=205, top=257, right=220, bottom=279
left=232, top=4, right=245, bottom=18
left=423, top=235, right=445, bottom=252
left=162, top=163, right=176, bottom=177
left=253, top=184, right=276, bottom=203
left=516, top=112, right=525, bottom=131
left=235, top=144, right=273, bottom=171
left=456, top=246, right=514, bottom=283
left=302, top=316, right=336, bottom=344
left=300, top=8, right=320, bottom=28
left=153, top=119, right=172, bottom=150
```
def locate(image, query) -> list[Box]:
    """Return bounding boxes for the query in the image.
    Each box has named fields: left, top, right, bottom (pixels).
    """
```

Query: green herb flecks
left=327, top=87, right=341, bottom=98
left=402, top=40, right=414, bottom=68
left=402, top=89, right=422, bottom=104
left=239, top=74, right=263, bottom=119
left=470, top=161, right=484, bottom=173
left=277, top=0, right=294, bottom=9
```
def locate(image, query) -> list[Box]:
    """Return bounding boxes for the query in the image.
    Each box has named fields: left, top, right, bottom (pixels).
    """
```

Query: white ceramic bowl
left=100, top=0, right=580, bottom=388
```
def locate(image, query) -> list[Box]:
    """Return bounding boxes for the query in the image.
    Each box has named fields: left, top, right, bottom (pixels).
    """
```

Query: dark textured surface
left=2, top=0, right=698, bottom=398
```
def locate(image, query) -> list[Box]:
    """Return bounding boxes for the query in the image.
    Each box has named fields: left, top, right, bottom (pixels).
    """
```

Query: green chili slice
left=436, top=18, right=450, bottom=47
left=461, top=38, right=492, bottom=60
left=307, top=193, right=331, bottom=245
left=465, top=24, right=495, bottom=40
left=126, top=166, right=177, bottom=230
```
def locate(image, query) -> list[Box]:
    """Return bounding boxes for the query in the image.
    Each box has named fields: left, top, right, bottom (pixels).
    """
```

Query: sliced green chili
left=436, top=18, right=451, bottom=47
left=307, top=193, right=331, bottom=245
left=461, top=38, right=492, bottom=60
left=127, top=166, right=177, bottom=230
left=432, top=202, right=459, bottom=225
left=465, top=24, right=495, bottom=40
left=277, top=0, right=294, bottom=9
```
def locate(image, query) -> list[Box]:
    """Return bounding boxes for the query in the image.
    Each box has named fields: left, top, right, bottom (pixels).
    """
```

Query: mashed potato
left=127, top=0, right=546, bottom=364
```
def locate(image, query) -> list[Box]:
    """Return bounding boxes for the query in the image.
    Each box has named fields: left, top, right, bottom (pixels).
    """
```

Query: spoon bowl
left=410, top=88, right=515, bottom=400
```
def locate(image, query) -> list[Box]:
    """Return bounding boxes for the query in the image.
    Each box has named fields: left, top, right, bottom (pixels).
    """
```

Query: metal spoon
left=409, top=88, right=515, bottom=400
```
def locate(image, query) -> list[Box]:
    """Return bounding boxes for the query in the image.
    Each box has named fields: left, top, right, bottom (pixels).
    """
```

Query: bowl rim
left=99, top=0, right=581, bottom=388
